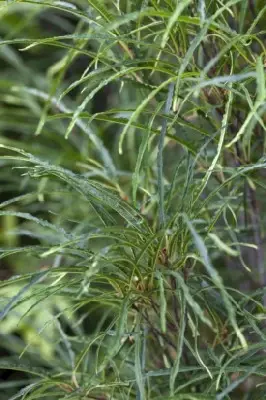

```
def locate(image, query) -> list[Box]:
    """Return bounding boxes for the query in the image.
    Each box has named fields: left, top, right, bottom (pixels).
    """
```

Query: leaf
left=184, top=215, right=247, bottom=350
left=193, top=82, right=233, bottom=203
left=0, top=362, right=49, bottom=378
left=154, top=0, right=192, bottom=70
left=170, top=292, right=186, bottom=395
left=135, top=315, right=145, bottom=400
left=208, top=233, right=238, bottom=257
left=156, top=271, right=167, bottom=333
left=216, top=360, right=266, bottom=400
left=132, top=101, right=164, bottom=206
left=167, top=271, right=213, bottom=329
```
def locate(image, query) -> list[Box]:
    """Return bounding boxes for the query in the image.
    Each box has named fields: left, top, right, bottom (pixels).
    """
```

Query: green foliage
left=0, top=0, right=266, bottom=399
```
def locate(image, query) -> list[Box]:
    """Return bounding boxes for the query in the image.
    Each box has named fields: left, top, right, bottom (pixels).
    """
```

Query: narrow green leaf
left=170, top=292, right=186, bottom=395
left=156, top=271, right=167, bottom=333
left=184, top=215, right=247, bottom=349
left=208, top=233, right=238, bottom=256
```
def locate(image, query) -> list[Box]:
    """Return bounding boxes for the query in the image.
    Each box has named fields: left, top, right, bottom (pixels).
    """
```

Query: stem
left=157, top=82, right=175, bottom=228
left=248, top=186, right=265, bottom=304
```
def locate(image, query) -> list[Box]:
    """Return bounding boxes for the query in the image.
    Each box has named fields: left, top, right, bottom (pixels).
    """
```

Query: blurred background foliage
left=0, top=0, right=266, bottom=399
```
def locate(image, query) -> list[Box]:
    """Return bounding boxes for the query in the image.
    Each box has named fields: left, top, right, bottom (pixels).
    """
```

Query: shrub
left=0, top=1, right=266, bottom=399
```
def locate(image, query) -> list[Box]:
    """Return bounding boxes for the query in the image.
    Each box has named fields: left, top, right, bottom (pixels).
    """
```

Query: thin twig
left=157, top=82, right=175, bottom=228
left=248, top=186, right=265, bottom=304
